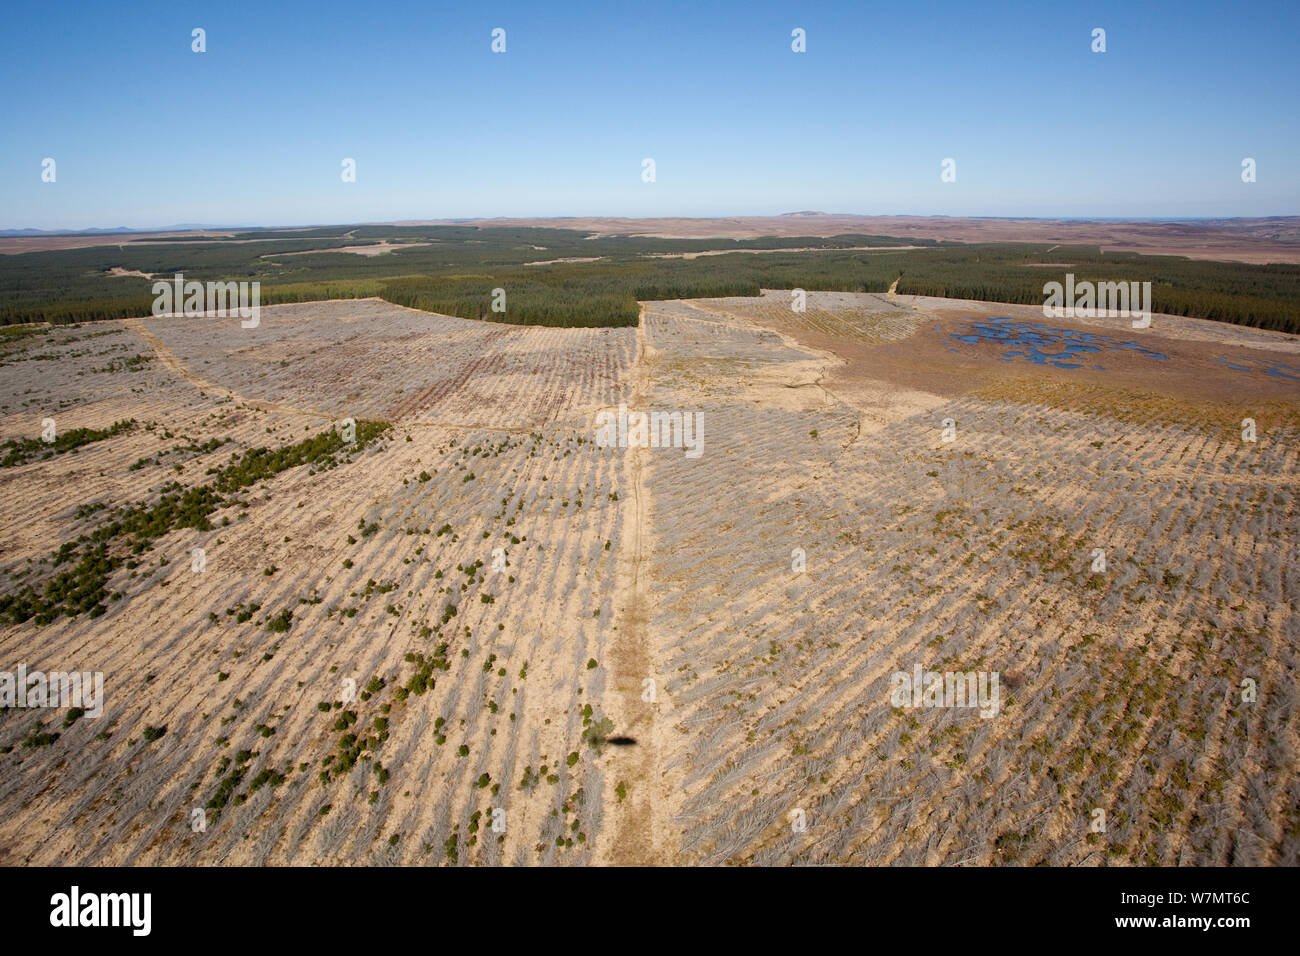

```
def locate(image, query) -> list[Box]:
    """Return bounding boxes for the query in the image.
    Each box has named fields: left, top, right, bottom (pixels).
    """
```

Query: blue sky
left=2, top=0, right=1297, bottom=230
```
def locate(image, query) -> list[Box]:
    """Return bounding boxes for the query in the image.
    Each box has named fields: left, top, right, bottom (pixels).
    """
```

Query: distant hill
left=0, top=224, right=251, bottom=237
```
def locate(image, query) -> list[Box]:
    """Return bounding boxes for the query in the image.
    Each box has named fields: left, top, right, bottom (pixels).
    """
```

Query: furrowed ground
left=0, top=301, right=635, bottom=864
left=0, top=292, right=1296, bottom=865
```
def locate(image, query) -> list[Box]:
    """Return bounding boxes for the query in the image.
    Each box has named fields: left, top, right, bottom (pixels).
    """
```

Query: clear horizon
left=5, top=211, right=1300, bottom=237
left=3, top=0, right=1297, bottom=231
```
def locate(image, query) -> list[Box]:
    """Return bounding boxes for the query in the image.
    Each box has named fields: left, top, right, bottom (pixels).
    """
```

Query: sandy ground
left=522, top=247, right=923, bottom=267
left=631, top=291, right=1298, bottom=865
left=641, top=245, right=925, bottom=260
left=0, top=294, right=1295, bottom=865
left=265, top=243, right=433, bottom=258
left=522, top=257, right=604, bottom=267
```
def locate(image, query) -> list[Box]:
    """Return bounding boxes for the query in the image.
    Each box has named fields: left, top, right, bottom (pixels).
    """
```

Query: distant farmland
left=3, top=225, right=1300, bottom=334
